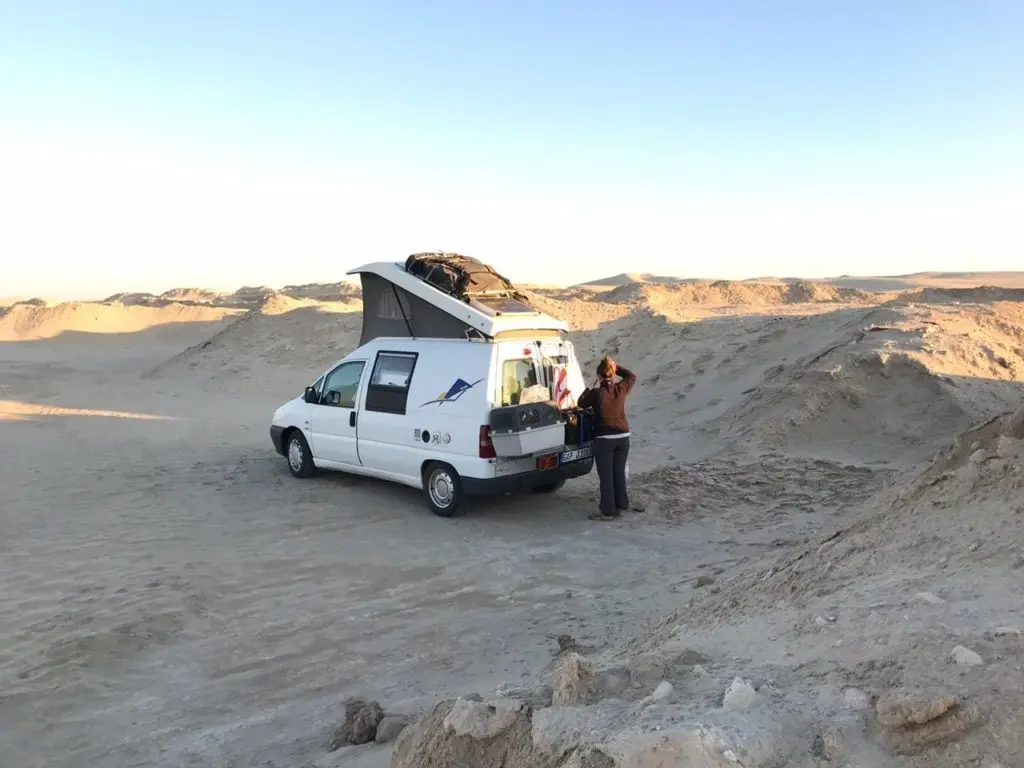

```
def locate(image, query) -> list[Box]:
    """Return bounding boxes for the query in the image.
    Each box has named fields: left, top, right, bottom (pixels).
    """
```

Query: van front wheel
left=423, top=462, right=465, bottom=518
left=285, top=430, right=315, bottom=478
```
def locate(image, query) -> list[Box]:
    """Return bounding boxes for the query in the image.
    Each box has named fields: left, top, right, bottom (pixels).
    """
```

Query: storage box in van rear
left=488, top=402, right=565, bottom=457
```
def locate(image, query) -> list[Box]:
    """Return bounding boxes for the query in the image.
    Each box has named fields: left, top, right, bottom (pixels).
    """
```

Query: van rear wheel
left=423, top=462, right=464, bottom=518
left=531, top=479, right=565, bottom=494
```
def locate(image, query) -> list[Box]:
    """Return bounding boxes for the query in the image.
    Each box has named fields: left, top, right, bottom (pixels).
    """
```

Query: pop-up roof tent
left=347, top=253, right=569, bottom=345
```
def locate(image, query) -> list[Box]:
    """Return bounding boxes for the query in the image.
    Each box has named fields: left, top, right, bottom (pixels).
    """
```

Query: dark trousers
left=594, top=436, right=630, bottom=514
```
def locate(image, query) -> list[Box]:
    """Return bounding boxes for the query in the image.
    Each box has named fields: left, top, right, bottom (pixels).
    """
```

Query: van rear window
left=501, top=359, right=538, bottom=406
left=366, top=351, right=418, bottom=415
left=371, top=353, right=415, bottom=388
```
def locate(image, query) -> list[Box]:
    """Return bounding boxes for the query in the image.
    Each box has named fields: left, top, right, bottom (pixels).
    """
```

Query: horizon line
left=6, top=267, right=1024, bottom=305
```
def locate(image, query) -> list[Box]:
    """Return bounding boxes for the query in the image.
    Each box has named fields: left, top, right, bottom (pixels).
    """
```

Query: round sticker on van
left=421, top=430, right=431, bottom=444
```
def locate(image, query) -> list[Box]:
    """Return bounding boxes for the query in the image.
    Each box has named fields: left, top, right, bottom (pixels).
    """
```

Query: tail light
left=478, top=425, right=496, bottom=459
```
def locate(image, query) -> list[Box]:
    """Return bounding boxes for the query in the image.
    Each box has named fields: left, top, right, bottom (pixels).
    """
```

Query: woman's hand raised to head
left=598, top=355, right=616, bottom=379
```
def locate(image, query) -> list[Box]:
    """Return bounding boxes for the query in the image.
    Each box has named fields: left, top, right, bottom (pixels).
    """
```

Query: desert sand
left=1, top=272, right=1023, bottom=768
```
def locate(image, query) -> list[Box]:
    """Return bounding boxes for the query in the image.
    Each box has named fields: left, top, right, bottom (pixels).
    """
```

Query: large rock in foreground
left=390, top=697, right=548, bottom=768
left=330, top=698, right=384, bottom=748
left=552, top=651, right=599, bottom=706
left=390, top=689, right=817, bottom=768
left=532, top=698, right=809, bottom=768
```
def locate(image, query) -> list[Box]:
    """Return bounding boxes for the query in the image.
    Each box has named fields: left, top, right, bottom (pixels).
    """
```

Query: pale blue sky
left=1, top=1, right=1021, bottom=299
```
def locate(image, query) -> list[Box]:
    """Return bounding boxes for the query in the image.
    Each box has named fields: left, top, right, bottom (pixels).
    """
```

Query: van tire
left=531, top=479, right=566, bottom=494
left=285, top=430, right=315, bottom=478
left=422, top=462, right=464, bottom=517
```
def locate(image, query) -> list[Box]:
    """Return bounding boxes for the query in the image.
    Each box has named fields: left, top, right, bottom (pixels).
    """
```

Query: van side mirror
left=303, top=386, right=319, bottom=404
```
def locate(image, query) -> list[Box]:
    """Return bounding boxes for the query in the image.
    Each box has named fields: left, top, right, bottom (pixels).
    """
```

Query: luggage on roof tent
left=405, top=252, right=516, bottom=299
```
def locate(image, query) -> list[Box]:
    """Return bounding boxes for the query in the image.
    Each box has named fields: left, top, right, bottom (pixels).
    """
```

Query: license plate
left=559, top=445, right=593, bottom=464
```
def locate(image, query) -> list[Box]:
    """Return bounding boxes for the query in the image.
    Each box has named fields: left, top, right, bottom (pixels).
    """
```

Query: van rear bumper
left=461, top=458, right=594, bottom=496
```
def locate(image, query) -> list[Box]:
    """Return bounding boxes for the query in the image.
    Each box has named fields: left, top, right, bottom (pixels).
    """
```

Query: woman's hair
left=597, top=356, right=616, bottom=379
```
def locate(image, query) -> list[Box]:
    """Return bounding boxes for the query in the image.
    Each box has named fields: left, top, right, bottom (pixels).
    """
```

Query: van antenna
left=392, top=284, right=416, bottom=339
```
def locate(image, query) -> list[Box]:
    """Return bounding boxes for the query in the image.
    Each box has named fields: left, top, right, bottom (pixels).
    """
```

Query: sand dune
left=693, top=405, right=1024, bottom=620
left=0, top=300, right=240, bottom=341
left=604, top=409, right=1024, bottom=768
left=102, top=291, right=164, bottom=305
left=891, top=285, right=1024, bottom=305
left=0, top=296, right=50, bottom=308
left=159, top=287, right=230, bottom=304
left=144, top=298, right=362, bottom=389
left=576, top=272, right=697, bottom=288
left=825, top=271, right=1024, bottom=291
left=693, top=305, right=1024, bottom=465
left=278, top=280, right=362, bottom=302
left=2, top=270, right=1024, bottom=768
left=103, top=289, right=231, bottom=306
left=595, top=279, right=874, bottom=308
left=574, top=270, right=1024, bottom=292
left=559, top=301, right=1022, bottom=470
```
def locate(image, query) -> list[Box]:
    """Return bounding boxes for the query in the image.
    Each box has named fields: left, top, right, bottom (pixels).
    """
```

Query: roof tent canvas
left=348, top=255, right=570, bottom=343
left=358, top=272, right=474, bottom=345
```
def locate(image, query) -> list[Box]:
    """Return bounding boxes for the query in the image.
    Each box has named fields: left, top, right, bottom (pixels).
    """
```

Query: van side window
left=321, top=361, right=365, bottom=408
left=366, top=351, right=418, bottom=415
left=501, top=359, right=538, bottom=406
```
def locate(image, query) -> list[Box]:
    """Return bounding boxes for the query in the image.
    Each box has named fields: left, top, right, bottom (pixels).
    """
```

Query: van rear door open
left=496, top=338, right=587, bottom=408
left=538, top=339, right=586, bottom=406
left=495, top=341, right=542, bottom=407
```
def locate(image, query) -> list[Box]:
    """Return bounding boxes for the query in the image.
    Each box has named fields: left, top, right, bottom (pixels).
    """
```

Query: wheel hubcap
left=288, top=439, right=304, bottom=471
left=429, top=470, right=454, bottom=507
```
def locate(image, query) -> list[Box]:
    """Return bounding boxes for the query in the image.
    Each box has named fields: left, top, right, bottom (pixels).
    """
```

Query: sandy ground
left=2, top=275, right=1023, bottom=767
left=1, top=328, right=821, bottom=768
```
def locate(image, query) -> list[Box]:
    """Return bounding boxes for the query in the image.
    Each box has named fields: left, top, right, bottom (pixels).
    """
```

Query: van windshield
left=501, top=359, right=538, bottom=405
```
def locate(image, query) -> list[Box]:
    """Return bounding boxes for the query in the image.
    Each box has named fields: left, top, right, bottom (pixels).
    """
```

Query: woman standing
left=577, top=356, right=637, bottom=521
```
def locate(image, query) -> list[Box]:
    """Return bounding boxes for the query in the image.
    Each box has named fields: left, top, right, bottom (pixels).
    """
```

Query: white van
left=268, top=256, right=595, bottom=516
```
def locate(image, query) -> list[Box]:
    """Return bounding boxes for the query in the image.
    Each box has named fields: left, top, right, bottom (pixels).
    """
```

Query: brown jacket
left=577, top=366, right=636, bottom=436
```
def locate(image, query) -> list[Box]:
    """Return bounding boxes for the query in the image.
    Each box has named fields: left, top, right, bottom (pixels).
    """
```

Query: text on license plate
left=559, top=446, right=593, bottom=464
